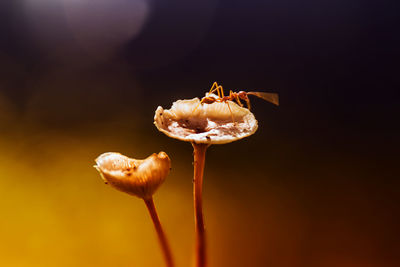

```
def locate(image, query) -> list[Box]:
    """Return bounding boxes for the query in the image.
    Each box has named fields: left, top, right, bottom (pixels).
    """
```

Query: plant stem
left=144, top=197, right=174, bottom=267
left=192, top=143, right=209, bottom=267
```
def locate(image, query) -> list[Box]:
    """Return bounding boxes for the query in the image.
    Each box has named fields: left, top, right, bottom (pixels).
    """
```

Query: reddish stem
left=144, top=197, right=174, bottom=267
left=192, top=143, right=209, bottom=267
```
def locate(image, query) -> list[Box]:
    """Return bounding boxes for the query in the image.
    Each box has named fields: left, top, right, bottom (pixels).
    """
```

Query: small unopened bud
left=94, top=152, right=171, bottom=199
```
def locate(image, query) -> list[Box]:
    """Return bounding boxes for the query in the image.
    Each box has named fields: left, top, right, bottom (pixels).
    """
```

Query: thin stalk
left=144, top=197, right=174, bottom=267
left=192, top=143, right=209, bottom=267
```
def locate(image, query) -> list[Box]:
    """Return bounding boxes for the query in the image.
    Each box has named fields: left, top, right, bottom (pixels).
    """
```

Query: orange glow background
left=0, top=1, right=398, bottom=266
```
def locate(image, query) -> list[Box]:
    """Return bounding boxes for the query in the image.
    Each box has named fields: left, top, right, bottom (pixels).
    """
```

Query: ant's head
left=201, top=96, right=216, bottom=104
left=238, top=91, right=248, bottom=100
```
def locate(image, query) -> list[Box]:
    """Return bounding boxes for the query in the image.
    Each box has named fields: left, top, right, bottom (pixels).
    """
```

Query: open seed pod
left=94, top=152, right=171, bottom=199
left=154, top=94, right=258, bottom=145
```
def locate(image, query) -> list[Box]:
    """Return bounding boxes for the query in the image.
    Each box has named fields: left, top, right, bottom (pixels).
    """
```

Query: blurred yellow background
left=0, top=113, right=397, bottom=266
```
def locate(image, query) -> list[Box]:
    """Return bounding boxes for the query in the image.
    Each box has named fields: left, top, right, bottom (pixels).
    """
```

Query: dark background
left=0, top=1, right=399, bottom=266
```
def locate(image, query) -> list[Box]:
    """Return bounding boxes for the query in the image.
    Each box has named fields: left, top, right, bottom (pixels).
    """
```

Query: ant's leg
left=219, top=86, right=225, bottom=97
left=213, top=85, right=225, bottom=98
left=210, top=82, right=219, bottom=93
left=211, top=84, right=225, bottom=98
left=216, top=86, right=223, bottom=98
left=192, top=102, right=201, bottom=114
left=231, top=90, right=243, bottom=107
left=210, top=84, right=221, bottom=97
left=245, top=98, right=251, bottom=110
left=192, top=97, right=207, bottom=114
left=225, top=101, right=235, bottom=123
left=236, top=95, right=244, bottom=107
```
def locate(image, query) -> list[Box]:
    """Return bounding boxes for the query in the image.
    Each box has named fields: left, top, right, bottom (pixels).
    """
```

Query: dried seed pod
left=154, top=94, right=258, bottom=145
left=94, top=152, right=171, bottom=199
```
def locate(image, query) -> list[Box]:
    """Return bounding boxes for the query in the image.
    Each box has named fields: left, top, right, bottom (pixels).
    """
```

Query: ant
left=200, top=82, right=279, bottom=109
left=193, top=82, right=279, bottom=122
